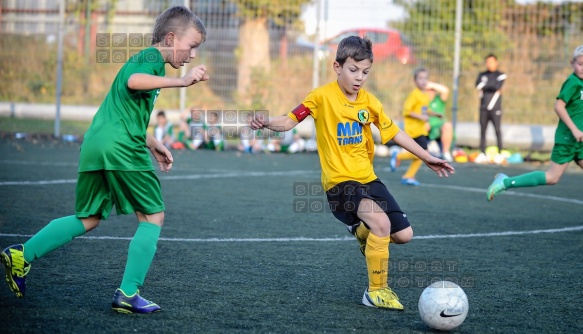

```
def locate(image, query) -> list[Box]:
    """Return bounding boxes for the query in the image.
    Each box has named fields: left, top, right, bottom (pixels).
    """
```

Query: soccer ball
left=418, top=281, right=469, bottom=331
left=375, top=144, right=390, bottom=157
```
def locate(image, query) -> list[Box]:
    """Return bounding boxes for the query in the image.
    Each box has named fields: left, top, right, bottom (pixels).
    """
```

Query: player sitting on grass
left=154, top=110, right=175, bottom=149
left=487, top=45, right=583, bottom=201
left=250, top=36, right=454, bottom=311
left=0, top=6, right=208, bottom=314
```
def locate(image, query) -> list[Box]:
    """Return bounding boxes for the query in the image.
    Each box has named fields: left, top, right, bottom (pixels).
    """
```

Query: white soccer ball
left=418, top=281, right=469, bottom=331
left=375, top=144, right=390, bottom=157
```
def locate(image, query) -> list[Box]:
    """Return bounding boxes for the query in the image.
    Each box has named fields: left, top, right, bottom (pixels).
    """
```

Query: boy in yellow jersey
left=391, top=67, right=450, bottom=185
left=250, top=36, right=454, bottom=310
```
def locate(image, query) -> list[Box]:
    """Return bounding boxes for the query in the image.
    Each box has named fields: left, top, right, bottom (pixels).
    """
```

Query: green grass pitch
left=0, top=139, right=582, bottom=333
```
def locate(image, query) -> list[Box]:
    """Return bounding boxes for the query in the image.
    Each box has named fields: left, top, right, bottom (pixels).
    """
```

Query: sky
left=301, top=0, right=405, bottom=40
left=301, top=0, right=583, bottom=40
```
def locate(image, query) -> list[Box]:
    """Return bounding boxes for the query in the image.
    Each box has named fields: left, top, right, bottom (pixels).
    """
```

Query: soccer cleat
left=111, top=289, right=161, bottom=314
left=347, top=222, right=367, bottom=256
left=389, top=151, right=399, bottom=172
left=362, top=287, right=404, bottom=311
left=0, top=244, right=31, bottom=298
left=401, top=178, right=420, bottom=186
left=487, top=173, right=509, bottom=201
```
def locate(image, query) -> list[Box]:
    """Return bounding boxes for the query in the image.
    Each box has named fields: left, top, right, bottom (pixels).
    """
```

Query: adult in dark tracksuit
left=476, top=54, right=506, bottom=153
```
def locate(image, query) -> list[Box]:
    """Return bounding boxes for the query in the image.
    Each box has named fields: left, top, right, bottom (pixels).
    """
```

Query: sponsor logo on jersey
left=337, top=121, right=363, bottom=146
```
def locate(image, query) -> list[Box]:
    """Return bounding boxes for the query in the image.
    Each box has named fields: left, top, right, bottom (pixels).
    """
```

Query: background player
left=487, top=45, right=583, bottom=200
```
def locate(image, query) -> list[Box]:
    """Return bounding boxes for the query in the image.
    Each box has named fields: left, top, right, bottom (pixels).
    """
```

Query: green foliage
left=235, top=0, right=312, bottom=26
left=393, top=0, right=512, bottom=70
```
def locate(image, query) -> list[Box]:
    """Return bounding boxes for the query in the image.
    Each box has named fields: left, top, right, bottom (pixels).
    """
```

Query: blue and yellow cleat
left=487, top=173, right=509, bottom=201
left=112, top=289, right=161, bottom=314
left=362, top=287, right=404, bottom=311
left=1, top=244, right=30, bottom=298
left=401, top=178, right=420, bottom=186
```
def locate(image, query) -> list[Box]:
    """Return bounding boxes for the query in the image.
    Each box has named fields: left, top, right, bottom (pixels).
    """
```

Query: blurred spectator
left=476, top=54, right=506, bottom=154
left=238, top=112, right=260, bottom=153
left=154, top=111, right=174, bottom=149
left=267, top=128, right=306, bottom=153
left=175, top=108, right=205, bottom=150
left=205, top=111, right=224, bottom=151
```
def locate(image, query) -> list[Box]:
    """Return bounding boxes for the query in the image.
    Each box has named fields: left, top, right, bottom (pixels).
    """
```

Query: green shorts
left=75, top=170, right=165, bottom=219
left=551, top=142, right=583, bottom=164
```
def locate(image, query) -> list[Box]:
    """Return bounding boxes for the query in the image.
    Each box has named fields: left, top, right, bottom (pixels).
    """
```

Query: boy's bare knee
left=545, top=173, right=560, bottom=185
left=81, top=216, right=101, bottom=232
left=391, top=227, right=413, bottom=244
left=136, top=211, right=165, bottom=226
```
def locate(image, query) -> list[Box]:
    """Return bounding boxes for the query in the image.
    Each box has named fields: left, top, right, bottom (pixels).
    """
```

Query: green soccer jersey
left=428, top=95, right=446, bottom=140
left=555, top=73, right=583, bottom=144
left=429, top=95, right=446, bottom=116
left=79, top=47, right=165, bottom=172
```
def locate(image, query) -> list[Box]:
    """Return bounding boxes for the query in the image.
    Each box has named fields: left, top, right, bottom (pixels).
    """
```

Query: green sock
left=23, top=215, right=87, bottom=263
left=120, top=222, right=161, bottom=295
left=503, top=171, right=547, bottom=189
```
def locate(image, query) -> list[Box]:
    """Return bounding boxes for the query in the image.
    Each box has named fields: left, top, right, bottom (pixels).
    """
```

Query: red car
left=324, top=28, right=415, bottom=64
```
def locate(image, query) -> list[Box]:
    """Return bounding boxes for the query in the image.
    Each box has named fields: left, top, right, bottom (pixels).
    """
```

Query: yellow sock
left=365, top=232, right=390, bottom=291
left=403, top=159, right=422, bottom=179
left=397, top=151, right=417, bottom=161
left=355, top=222, right=370, bottom=241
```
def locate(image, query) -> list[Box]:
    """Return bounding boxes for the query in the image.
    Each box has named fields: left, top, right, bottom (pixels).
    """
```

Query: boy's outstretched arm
left=128, top=65, right=209, bottom=91
left=146, top=134, right=174, bottom=172
left=392, top=130, right=455, bottom=178
left=250, top=114, right=298, bottom=132
left=555, top=99, right=583, bottom=142
left=427, top=81, right=450, bottom=101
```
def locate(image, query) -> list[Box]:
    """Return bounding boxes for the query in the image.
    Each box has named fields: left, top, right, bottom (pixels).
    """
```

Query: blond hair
left=152, top=6, right=206, bottom=45
left=573, top=45, right=583, bottom=61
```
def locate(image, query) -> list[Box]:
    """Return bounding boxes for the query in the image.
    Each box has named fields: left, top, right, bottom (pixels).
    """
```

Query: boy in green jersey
left=0, top=6, right=208, bottom=313
left=487, top=45, right=583, bottom=201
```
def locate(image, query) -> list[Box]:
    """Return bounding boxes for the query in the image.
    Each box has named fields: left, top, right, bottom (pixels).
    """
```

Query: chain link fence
left=1, top=0, right=582, bottom=125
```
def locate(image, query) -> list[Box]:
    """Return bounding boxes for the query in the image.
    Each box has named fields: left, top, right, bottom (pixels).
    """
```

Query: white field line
left=0, top=170, right=318, bottom=186
left=1, top=170, right=579, bottom=206
left=1, top=225, right=582, bottom=242
left=419, top=183, right=583, bottom=205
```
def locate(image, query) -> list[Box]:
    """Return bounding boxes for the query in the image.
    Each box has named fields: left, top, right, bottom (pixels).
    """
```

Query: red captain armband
left=291, top=104, right=311, bottom=122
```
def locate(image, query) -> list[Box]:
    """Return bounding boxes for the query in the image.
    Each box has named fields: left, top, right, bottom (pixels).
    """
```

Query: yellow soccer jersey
left=403, top=88, right=429, bottom=138
left=288, top=81, right=400, bottom=191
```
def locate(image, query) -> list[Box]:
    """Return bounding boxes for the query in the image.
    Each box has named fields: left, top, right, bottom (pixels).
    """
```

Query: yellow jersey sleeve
left=287, top=89, right=318, bottom=122
left=374, top=104, right=401, bottom=144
